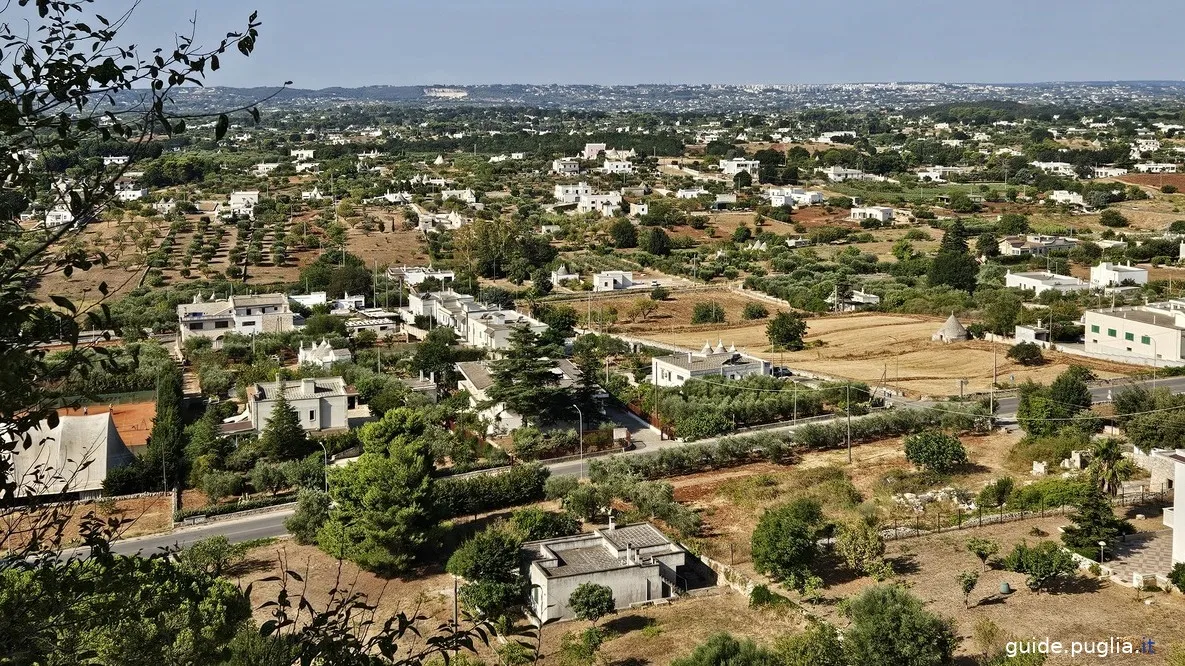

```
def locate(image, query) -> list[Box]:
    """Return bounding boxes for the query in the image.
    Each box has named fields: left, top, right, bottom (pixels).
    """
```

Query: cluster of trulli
left=701, top=340, right=738, bottom=355
left=932, top=313, right=969, bottom=343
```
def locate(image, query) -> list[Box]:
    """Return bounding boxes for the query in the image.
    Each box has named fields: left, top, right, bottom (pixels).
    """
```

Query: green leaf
left=214, top=114, right=229, bottom=140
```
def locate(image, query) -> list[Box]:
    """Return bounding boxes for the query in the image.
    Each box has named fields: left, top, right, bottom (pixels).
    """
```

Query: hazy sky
left=98, top=0, right=1185, bottom=89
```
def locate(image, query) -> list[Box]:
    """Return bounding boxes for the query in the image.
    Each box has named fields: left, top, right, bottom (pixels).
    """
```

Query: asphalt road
left=88, top=374, right=1185, bottom=557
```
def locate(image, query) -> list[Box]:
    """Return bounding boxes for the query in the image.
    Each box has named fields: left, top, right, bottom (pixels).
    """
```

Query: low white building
left=1152, top=451, right=1185, bottom=565
left=102, top=155, right=129, bottom=166
left=116, top=186, right=148, bottom=202
left=1135, top=163, right=1179, bottom=174
left=1084, top=301, right=1185, bottom=364
left=676, top=188, right=709, bottom=199
left=593, top=271, right=633, bottom=292
left=152, top=199, right=177, bottom=214
left=849, top=206, right=893, bottom=223
left=1048, top=190, right=1086, bottom=207
left=456, top=359, right=580, bottom=435
left=1090, top=262, right=1148, bottom=288
left=291, top=148, right=315, bottom=161
left=253, top=162, right=280, bottom=176
left=345, top=317, right=398, bottom=339
left=524, top=522, right=688, bottom=623
left=441, top=189, right=477, bottom=204
left=719, top=157, right=759, bottom=179
left=551, top=158, right=581, bottom=175
left=651, top=341, right=771, bottom=387
left=1093, top=166, right=1129, bottom=178
left=247, top=377, right=354, bottom=433
left=177, top=293, right=295, bottom=346
left=1030, top=161, right=1077, bottom=177
left=43, top=207, right=75, bottom=228
left=386, top=265, right=455, bottom=286
left=301, top=187, right=325, bottom=201
left=582, top=143, right=607, bottom=160
left=820, top=166, right=867, bottom=182
left=464, top=309, right=548, bottom=350
left=602, top=160, right=634, bottom=175
left=629, top=202, right=649, bottom=217
left=1004, top=270, right=1090, bottom=295
left=998, top=234, right=1077, bottom=257
left=577, top=192, right=622, bottom=216
left=551, top=265, right=580, bottom=285
left=298, top=339, right=353, bottom=368
left=554, top=182, right=592, bottom=204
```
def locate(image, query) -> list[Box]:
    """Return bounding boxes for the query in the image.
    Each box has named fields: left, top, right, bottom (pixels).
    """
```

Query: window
left=1107, top=329, right=1117, bottom=337
left=241, top=320, right=255, bottom=326
left=214, top=320, right=229, bottom=329
left=1125, top=332, right=1134, bottom=341
left=1142, top=336, right=1151, bottom=345
left=1090, top=325, right=1100, bottom=333
left=308, top=410, right=315, bottom=421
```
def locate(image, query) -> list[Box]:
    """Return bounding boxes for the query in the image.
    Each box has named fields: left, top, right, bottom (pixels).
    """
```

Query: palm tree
left=1088, top=438, right=1134, bottom=497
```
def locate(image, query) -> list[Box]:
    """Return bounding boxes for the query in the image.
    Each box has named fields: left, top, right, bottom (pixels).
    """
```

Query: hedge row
left=434, top=463, right=550, bottom=519
left=173, top=492, right=297, bottom=522
left=589, top=431, right=795, bottom=482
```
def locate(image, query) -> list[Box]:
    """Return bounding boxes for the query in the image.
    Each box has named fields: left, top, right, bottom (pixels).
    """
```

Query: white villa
left=1090, top=262, right=1148, bottom=288
left=849, top=206, right=894, bottom=223
left=592, top=271, right=634, bottom=292
left=298, top=339, right=353, bottom=368
left=1004, top=271, right=1090, bottom=296
left=246, top=377, right=354, bottom=433
left=719, top=157, right=759, bottom=179
left=176, top=293, right=295, bottom=347
left=650, top=341, right=770, bottom=388
left=554, top=182, right=592, bottom=204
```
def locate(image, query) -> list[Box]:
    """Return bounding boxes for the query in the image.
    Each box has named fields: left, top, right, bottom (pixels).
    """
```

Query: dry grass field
left=571, top=288, right=791, bottom=335
left=644, top=312, right=1134, bottom=397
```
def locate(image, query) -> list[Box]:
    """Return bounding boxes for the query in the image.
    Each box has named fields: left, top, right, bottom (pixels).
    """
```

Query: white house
left=820, top=166, right=867, bottom=182
left=849, top=206, right=894, bottom=223
left=650, top=341, right=771, bottom=388
left=386, top=265, right=455, bottom=286
left=298, top=339, right=353, bottom=368
left=441, top=189, right=477, bottom=204
left=43, top=207, right=75, bottom=228
left=291, top=148, right=315, bottom=161
left=551, top=265, right=580, bottom=285
left=253, top=162, right=280, bottom=176
left=551, top=158, right=581, bottom=175
left=295, top=162, right=320, bottom=173
left=116, top=186, right=148, bottom=202
left=523, top=521, right=688, bottom=623
left=604, top=148, right=636, bottom=161
left=1132, top=139, right=1161, bottom=158
left=629, top=203, right=649, bottom=217
left=176, top=293, right=295, bottom=346
left=602, top=160, right=635, bottom=175
left=1084, top=301, right=1185, bottom=364
left=576, top=192, right=622, bottom=216
left=593, top=271, right=633, bottom=292
left=826, top=289, right=882, bottom=312
left=998, top=234, right=1077, bottom=257
left=1048, top=190, right=1086, bottom=207
left=463, top=309, right=549, bottom=350
left=676, top=188, right=709, bottom=199
left=152, top=199, right=177, bottom=214
left=6, top=412, right=132, bottom=499
left=554, top=182, right=592, bottom=204
left=1030, top=161, right=1077, bottom=177
left=1004, top=271, right=1090, bottom=295
left=247, top=377, right=353, bottom=433
left=301, top=187, right=325, bottom=201
left=1093, top=166, right=1129, bottom=178
left=1135, top=163, right=1178, bottom=173
left=767, top=187, right=823, bottom=207
left=456, top=359, right=580, bottom=435
left=229, top=190, right=260, bottom=215
left=719, top=157, right=760, bottom=179
left=345, top=317, right=398, bottom=338
left=1090, top=262, right=1148, bottom=288
left=101, top=155, right=129, bottom=166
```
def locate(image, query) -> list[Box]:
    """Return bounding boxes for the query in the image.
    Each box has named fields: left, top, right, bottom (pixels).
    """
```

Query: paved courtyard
left=1105, top=530, right=1173, bottom=583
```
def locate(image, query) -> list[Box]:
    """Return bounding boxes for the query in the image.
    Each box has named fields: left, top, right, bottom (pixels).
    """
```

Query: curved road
left=89, top=375, right=1185, bottom=557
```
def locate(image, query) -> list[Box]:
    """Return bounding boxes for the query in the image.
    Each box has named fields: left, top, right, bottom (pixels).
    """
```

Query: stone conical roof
left=936, top=313, right=968, bottom=340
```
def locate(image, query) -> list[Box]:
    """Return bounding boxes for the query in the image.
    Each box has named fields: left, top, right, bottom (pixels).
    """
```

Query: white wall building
left=1030, top=161, right=1077, bottom=177
left=1084, top=300, right=1185, bottom=364
left=651, top=341, right=771, bottom=387
left=177, top=293, right=295, bottom=346
left=593, top=271, right=633, bottom=292
left=576, top=192, right=622, bottom=216
left=1048, top=190, right=1086, bottom=207
left=1135, top=163, right=1179, bottom=173
left=1090, top=262, right=1148, bottom=288
left=386, top=265, right=455, bottom=286
left=582, top=143, right=607, bottom=160
left=602, top=160, right=634, bottom=175
left=554, top=182, right=592, bottom=204
left=102, top=155, right=129, bottom=166
left=1004, top=271, right=1090, bottom=295
left=719, top=158, right=759, bottom=179
left=629, top=202, right=649, bottom=217
left=6, top=412, right=131, bottom=499
left=441, top=189, right=477, bottom=204
left=301, top=187, right=324, bottom=201
left=551, top=158, right=581, bottom=175
left=524, top=522, right=688, bottom=623
left=247, top=377, right=353, bottom=433
left=849, top=206, right=894, bottom=223
left=676, top=188, right=709, bottom=199
left=1093, top=166, right=1129, bottom=178
left=551, top=265, right=580, bottom=285
left=291, top=148, right=315, bottom=161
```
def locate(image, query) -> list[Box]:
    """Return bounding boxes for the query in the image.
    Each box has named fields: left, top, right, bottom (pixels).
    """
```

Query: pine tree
left=486, top=324, right=566, bottom=426
left=258, top=386, right=309, bottom=460
left=1061, top=486, right=1132, bottom=555
left=145, top=368, right=185, bottom=490
left=927, top=219, right=978, bottom=292
left=572, top=346, right=604, bottom=413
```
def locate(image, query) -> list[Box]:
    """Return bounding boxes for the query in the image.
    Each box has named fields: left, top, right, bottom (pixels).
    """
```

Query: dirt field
left=237, top=539, right=791, bottom=666
left=1, top=492, right=174, bottom=551
left=566, top=288, right=790, bottom=335
left=344, top=222, right=431, bottom=268
left=644, top=312, right=1135, bottom=397
left=1118, top=173, right=1185, bottom=192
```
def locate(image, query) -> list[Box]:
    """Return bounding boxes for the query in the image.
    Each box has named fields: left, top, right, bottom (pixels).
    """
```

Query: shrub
left=903, top=430, right=968, bottom=473
left=1162, top=184, right=1179, bottom=194
left=1099, top=209, right=1129, bottom=228
left=1001, top=541, right=1076, bottom=593
left=544, top=475, right=580, bottom=501
left=285, top=489, right=330, bottom=545
left=741, top=302, right=769, bottom=320
left=751, top=498, right=825, bottom=588
left=748, top=584, right=796, bottom=611
left=650, top=286, right=670, bottom=301
left=434, top=464, right=550, bottom=519
left=1007, top=342, right=1044, bottom=366
left=691, top=301, right=726, bottom=324
left=509, top=507, right=580, bottom=540
left=1169, top=562, right=1185, bottom=593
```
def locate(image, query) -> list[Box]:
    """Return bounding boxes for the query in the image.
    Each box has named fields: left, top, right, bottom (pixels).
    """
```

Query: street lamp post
left=572, top=405, right=584, bottom=479
left=1098, top=540, right=1107, bottom=564
left=316, top=440, right=329, bottom=493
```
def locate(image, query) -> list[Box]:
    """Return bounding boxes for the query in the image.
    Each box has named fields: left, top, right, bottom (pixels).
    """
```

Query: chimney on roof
left=301, top=378, right=316, bottom=394
left=608, top=514, right=616, bottom=531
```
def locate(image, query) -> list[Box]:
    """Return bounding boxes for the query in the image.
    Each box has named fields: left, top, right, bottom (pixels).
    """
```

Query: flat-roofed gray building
left=523, top=522, right=687, bottom=622
left=1084, top=300, right=1185, bottom=364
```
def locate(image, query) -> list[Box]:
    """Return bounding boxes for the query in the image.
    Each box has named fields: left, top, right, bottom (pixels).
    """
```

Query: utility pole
left=846, top=383, right=852, bottom=463
left=991, top=348, right=997, bottom=429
